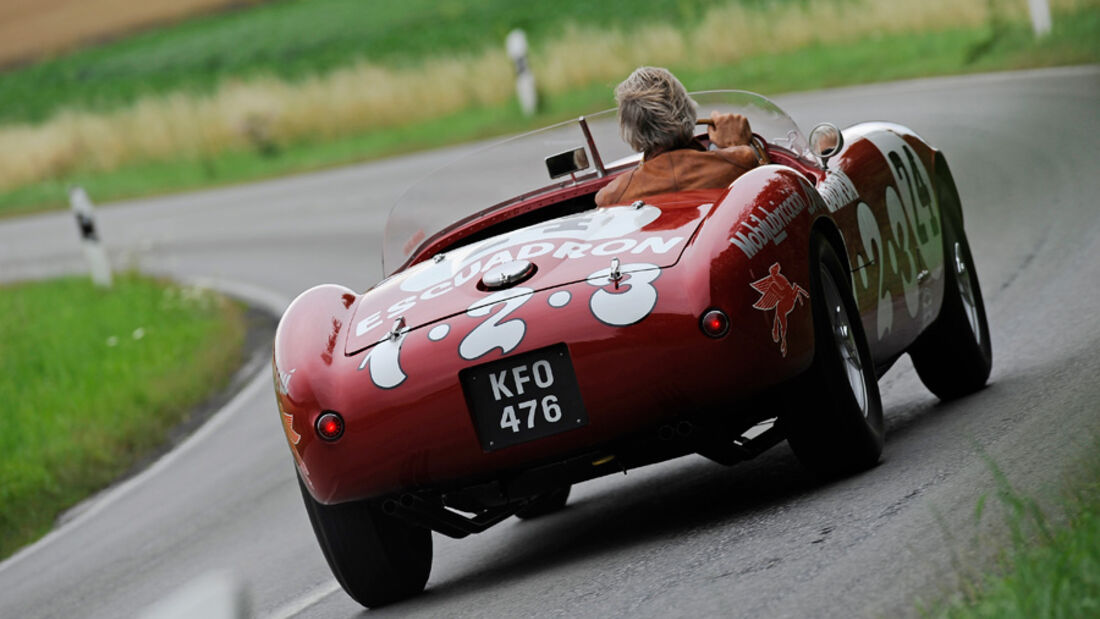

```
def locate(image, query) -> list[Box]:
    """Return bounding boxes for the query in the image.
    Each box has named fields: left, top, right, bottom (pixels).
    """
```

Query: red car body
left=273, top=91, right=990, bottom=606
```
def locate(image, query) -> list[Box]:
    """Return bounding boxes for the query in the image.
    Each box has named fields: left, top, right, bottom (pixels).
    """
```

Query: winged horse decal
left=750, top=262, right=809, bottom=357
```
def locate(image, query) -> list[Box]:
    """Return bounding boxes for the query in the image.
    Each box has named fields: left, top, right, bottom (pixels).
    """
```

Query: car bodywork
left=275, top=91, right=954, bottom=523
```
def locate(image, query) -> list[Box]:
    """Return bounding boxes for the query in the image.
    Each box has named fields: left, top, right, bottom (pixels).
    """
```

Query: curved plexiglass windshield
left=382, top=90, right=810, bottom=275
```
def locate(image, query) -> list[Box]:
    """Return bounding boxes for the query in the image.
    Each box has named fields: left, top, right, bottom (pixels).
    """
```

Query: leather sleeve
left=711, top=145, right=759, bottom=171
left=595, top=171, right=633, bottom=206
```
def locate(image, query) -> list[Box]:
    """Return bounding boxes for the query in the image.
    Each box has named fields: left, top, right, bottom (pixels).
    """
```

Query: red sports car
left=272, top=90, right=991, bottom=607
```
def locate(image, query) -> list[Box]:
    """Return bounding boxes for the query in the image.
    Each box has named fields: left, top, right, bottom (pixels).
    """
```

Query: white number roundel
left=586, top=263, right=660, bottom=327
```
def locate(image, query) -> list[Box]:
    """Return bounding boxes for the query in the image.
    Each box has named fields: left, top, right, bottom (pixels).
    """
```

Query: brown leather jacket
left=595, top=142, right=759, bottom=206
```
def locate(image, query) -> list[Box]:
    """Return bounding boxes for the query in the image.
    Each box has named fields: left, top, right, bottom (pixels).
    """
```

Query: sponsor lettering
left=516, top=242, right=554, bottom=260
left=401, top=205, right=666, bottom=294
left=591, top=239, right=636, bottom=256
left=356, top=235, right=682, bottom=338
left=553, top=241, right=591, bottom=259
left=730, top=190, right=809, bottom=259
left=817, top=169, right=860, bottom=213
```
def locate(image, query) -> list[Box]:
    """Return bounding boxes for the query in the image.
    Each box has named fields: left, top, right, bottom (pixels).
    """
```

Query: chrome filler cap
left=481, top=260, right=535, bottom=290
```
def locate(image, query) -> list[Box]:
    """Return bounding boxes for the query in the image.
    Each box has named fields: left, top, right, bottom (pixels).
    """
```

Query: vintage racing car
left=272, top=90, right=992, bottom=607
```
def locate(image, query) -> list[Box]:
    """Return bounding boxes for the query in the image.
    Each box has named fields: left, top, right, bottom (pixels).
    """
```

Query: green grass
left=0, top=274, right=245, bottom=559
left=2, top=7, right=1096, bottom=217
left=0, top=0, right=787, bottom=125
left=923, top=443, right=1100, bottom=618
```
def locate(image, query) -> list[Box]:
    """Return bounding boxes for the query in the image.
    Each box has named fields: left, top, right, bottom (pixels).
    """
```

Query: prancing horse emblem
left=750, top=262, right=809, bottom=357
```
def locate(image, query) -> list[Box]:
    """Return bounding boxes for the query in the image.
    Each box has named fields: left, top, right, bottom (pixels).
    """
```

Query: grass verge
left=2, top=8, right=1095, bottom=217
left=0, top=273, right=246, bottom=560
left=922, top=441, right=1100, bottom=617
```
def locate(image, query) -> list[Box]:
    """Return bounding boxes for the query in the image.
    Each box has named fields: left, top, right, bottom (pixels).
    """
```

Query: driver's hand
left=708, top=111, right=752, bottom=148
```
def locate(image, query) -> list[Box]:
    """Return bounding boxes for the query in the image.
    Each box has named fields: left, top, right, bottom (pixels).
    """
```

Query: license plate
left=460, top=344, right=588, bottom=452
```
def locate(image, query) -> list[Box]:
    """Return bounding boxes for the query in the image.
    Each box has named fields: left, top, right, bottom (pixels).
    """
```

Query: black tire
left=297, top=474, right=432, bottom=608
left=909, top=181, right=992, bottom=400
left=515, top=485, right=571, bottom=520
left=784, top=234, right=885, bottom=477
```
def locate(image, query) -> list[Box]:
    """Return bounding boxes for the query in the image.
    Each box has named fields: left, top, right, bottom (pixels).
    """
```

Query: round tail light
left=315, top=411, right=345, bottom=441
left=700, top=309, right=730, bottom=338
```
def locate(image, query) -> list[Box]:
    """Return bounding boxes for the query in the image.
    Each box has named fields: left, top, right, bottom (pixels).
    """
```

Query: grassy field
left=0, top=274, right=245, bottom=560
left=0, top=0, right=767, bottom=125
left=0, top=3, right=1096, bottom=217
left=0, top=0, right=259, bottom=69
left=923, top=444, right=1100, bottom=617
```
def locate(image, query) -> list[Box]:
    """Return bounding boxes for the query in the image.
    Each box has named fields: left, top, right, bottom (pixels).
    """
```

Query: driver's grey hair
left=615, top=67, right=697, bottom=155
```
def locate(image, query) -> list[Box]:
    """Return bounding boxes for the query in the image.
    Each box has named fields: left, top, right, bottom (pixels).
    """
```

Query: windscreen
left=382, top=90, right=809, bottom=275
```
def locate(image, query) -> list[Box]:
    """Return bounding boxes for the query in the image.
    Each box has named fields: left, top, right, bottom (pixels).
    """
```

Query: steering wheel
left=750, top=132, right=770, bottom=165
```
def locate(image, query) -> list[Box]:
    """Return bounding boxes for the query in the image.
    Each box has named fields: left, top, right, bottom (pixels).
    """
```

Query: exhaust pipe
left=384, top=493, right=518, bottom=539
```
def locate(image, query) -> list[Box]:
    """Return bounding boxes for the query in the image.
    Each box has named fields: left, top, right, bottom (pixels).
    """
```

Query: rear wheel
left=515, top=485, right=571, bottom=520
left=909, top=185, right=992, bottom=400
left=784, top=234, right=884, bottom=477
left=298, top=474, right=432, bottom=608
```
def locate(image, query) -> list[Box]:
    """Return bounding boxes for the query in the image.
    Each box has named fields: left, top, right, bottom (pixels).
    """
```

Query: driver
left=595, top=66, right=763, bottom=207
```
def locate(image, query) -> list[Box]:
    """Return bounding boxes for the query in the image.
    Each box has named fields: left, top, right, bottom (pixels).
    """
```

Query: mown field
left=0, top=0, right=766, bottom=124
left=0, top=275, right=245, bottom=560
left=0, top=0, right=260, bottom=69
left=0, top=0, right=1096, bottom=216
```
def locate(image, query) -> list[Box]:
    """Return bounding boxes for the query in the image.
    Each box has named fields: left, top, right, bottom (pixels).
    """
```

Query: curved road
left=1, top=66, right=1098, bottom=618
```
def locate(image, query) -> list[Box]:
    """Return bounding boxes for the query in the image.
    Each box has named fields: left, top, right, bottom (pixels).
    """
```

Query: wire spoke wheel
left=954, top=241, right=982, bottom=346
left=783, top=234, right=883, bottom=477
left=823, top=268, right=868, bottom=417
left=909, top=163, right=991, bottom=401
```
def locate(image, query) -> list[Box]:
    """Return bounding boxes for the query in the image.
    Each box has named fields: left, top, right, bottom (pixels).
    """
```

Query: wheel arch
left=804, top=214, right=855, bottom=368
left=932, top=150, right=964, bottom=226
left=810, top=214, right=853, bottom=277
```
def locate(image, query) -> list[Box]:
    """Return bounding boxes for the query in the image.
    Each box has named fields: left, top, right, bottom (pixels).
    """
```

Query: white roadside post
left=69, top=186, right=113, bottom=288
left=1028, top=0, right=1052, bottom=37
left=506, top=29, right=537, bottom=117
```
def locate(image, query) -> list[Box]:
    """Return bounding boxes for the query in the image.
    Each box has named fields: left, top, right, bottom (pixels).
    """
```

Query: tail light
left=315, top=411, right=345, bottom=441
left=700, top=309, right=730, bottom=338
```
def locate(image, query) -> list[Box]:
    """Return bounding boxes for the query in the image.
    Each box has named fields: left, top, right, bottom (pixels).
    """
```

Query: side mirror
left=808, top=123, right=844, bottom=169
left=545, top=147, right=590, bottom=180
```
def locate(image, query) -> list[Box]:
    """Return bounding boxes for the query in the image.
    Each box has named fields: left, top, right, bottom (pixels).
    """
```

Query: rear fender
left=686, top=165, right=830, bottom=384
left=273, top=284, right=359, bottom=495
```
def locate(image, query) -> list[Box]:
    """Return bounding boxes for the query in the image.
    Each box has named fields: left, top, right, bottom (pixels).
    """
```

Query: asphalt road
left=1, top=66, right=1098, bottom=618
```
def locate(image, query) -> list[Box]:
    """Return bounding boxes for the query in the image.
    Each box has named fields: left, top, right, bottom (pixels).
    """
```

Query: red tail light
left=315, top=411, right=345, bottom=441
left=700, top=309, right=730, bottom=338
